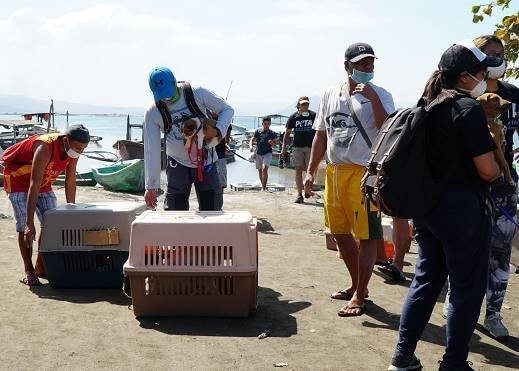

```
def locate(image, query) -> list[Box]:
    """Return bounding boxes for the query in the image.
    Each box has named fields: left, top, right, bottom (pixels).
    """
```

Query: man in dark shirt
left=282, top=96, right=316, bottom=203
left=249, top=117, right=278, bottom=190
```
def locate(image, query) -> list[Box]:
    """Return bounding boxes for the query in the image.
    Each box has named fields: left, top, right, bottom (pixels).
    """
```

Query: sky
left=0, top=0, right=517, bottom=114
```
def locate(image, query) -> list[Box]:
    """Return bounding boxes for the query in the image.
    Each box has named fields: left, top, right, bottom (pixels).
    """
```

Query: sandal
left=330, top=290, right=369, bottom=300
left=378, top=264, right=406, bottom=282
left=19, top=272, right=42, bottom=286
left=337, top=304, right=366, bottom=317
left=330, top=290, right=353, bottom=300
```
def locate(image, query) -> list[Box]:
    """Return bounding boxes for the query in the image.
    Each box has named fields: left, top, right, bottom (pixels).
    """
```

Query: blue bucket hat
left=148, top=66, right=176, bottom=101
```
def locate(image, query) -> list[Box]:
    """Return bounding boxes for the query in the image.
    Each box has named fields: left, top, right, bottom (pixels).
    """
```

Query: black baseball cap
left=439, top=39, right=502, bottom=75
left=66, top=124, right=90, bottom=143
left=344, top=42, right=377, bottom=62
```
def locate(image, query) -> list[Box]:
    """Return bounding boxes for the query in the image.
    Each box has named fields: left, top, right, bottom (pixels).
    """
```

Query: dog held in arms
left=181, top=117, right=219, bottom=150
left=476, top=92, right=513, bottom=184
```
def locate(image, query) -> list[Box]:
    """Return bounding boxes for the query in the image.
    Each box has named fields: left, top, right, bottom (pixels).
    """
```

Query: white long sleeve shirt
left=143, top=85, right=234, bottom=190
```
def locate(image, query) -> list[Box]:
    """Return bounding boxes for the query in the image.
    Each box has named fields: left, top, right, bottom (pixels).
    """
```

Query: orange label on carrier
left=83, top=228, right=120, bottom=246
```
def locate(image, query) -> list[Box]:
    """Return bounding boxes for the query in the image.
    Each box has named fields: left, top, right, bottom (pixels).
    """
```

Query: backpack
left=155, top=81, right=206, bottom=135
left=360, top=90, right=464, bottom=219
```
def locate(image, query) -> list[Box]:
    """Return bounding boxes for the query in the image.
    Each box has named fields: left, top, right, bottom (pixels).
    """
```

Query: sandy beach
left=0, top=186, right=517, bottom=370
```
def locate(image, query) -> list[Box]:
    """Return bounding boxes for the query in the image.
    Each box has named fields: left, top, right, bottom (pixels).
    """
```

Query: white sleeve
left=313, top=90, right=329, bottom=131
left=143, top=105, right=163, bottom=190
left=378, top=88, right=396, bottom=116
left=194, top=86, right=234, bottom=138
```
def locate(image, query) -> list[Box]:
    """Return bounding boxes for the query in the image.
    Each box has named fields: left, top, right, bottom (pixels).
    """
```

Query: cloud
left=266, top=0, right=377, bottom=28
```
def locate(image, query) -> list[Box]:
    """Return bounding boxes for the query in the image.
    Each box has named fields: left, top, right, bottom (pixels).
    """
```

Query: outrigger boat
left=0, top=100, right=58, bottom=149
left=92, top=159, right=145, bottom=193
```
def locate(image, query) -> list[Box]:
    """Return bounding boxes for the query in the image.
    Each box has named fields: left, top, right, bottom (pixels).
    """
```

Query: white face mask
left=459, top=73, right=487, bottom=98
left=64, top=139, right=81, bottom=158
left=301, top=111, right=310, bottom=117
left=487, top=59, right=506, bottom=79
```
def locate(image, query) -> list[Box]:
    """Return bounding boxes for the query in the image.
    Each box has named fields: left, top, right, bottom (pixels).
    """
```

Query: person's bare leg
left=34, top=232, right=46, bottom=277
left=261, top=166, right=269, bottom=190
left=392, top=218, right=411, bottom=272
left=334, top=233, right=359, bottom=293
left=18, top=232, right=35, bottom=274
left=343, top=239, right=377, bottom=315
left=295, top=167, right=303, bottom=195
left=257, top=169, right=262, bottom=187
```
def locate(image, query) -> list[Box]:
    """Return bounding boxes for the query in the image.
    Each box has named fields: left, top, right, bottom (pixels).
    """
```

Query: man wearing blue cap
left=144, top=66, right=234, bottom=211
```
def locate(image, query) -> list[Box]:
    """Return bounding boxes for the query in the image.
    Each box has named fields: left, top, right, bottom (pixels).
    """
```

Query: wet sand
left=0, top=186, right=517, bottom=370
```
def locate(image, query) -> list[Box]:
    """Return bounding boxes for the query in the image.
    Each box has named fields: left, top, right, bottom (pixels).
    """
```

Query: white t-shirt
left=313, top=82, right=395, bottom=166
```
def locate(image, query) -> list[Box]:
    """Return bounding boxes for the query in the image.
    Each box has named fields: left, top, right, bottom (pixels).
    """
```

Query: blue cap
left=148, top=66, right=176, bottom=101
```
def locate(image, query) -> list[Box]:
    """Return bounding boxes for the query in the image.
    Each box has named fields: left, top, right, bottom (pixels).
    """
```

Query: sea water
left=0, top=114, right=297, bottom=187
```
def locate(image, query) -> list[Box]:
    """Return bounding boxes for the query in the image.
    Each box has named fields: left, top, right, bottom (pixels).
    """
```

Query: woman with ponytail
left=388, top=40, right=501, bottom=371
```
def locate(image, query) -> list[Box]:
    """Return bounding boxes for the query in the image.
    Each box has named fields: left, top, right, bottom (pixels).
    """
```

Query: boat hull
left=92, top=159, right=145, bottom=193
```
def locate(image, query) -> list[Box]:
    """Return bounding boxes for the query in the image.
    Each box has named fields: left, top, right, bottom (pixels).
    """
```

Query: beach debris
left=309, top=329, right=316, bottom=333
left=0, top=213, right=11, bottom=219
left=258, top=330, right=271, bottom=339
left=503, top=305, right=512, bottom=310
left=301, top=284, right=315, bottom=289
left=273, top=362, right=288, bottom=367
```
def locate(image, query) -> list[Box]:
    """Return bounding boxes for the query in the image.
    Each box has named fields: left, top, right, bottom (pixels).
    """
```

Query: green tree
left=472, top=0, right=519, bottom=78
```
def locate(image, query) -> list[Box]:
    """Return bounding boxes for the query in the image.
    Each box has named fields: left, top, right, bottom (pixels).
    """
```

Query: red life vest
left=2, top=133, right=71, bottom=193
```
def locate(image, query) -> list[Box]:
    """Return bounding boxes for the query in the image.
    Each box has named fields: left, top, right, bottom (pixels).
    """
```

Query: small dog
left=476, top=92, right=513, bottom=184
left=181, top=117, right=219, bottom=150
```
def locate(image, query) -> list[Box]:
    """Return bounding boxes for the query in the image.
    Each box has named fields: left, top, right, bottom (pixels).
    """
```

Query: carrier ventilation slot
left=61, top=229, right=83, bottom=247
left=143, top=245, right=234, bottom=267
left=144, top=275, right=234, bottom=296
left=62, top=254, right=115, bottom=273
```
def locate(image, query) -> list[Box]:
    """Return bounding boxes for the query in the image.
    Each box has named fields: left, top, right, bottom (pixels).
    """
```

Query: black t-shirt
left=215, top=125, right=232, bottom=159
left=426, top=95, right=496, bottom=188
left=254, top=129, right=278, bottom=155
left=495, top=81, right=519, bottom=182
left=286, top=110, right=316, bottom=147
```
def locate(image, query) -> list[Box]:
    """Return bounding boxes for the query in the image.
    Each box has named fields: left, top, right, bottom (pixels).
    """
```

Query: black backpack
left=361, top=90, right=464, bottom=219
left=155, top=81, right=206, bottom=134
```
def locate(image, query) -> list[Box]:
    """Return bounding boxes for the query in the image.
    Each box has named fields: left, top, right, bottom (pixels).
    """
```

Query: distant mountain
left=0, top=94, right=144, bottom=115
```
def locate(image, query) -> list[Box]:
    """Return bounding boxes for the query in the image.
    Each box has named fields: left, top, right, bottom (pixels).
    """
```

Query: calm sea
left=0, top=113, right=297, bottom=187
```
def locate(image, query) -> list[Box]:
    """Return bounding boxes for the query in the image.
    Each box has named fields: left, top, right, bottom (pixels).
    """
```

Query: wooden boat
left=112, top=139, right=144, bottom=160
left=0, top=120, right=59, bottom=149
left=92, top=159, right=145, bottom=193
left=54, top=171, right=96, bottom=187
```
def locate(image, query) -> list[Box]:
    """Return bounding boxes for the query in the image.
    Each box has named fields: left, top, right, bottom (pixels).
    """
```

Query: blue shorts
left=8, top=191, right=57, bottom=232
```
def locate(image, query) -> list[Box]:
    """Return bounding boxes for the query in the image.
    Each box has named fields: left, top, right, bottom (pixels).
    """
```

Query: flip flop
left=330, top=290, right=369, bottom=300
left=330, top=290, right=353, bottom=300
left=337, top=304, right=366, bottom=317
left=19, top=273, right=42, bottom=286
left=377, top=264, right=406, bottom=282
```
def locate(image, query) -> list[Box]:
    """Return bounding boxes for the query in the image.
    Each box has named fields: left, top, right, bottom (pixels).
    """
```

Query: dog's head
left=476, top=93, right=511, bottom=118
left=181, top=118, right=201, bottom=138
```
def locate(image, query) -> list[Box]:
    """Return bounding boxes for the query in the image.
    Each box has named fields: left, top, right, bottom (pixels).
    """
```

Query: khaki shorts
left=324, top=163, right=382, bottom=240
left=255, top=152, right=272, bottom=170
left=291, top=147, right=311, bottom=169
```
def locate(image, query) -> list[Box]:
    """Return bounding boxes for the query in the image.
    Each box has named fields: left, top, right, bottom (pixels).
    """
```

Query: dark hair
left=262, top=116, right=271, bottom=123
left=473, top=35, right=504, bottom=50
left=421, top=65, right=486, bottom=104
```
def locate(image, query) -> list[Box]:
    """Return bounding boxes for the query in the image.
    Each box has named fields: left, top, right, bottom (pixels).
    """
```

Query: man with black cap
left=144, top=66, right=234, bottom=211
left=304, top=42, right=395, bottom=317
left=282, top=96, right=316, bottom=203
left=1, top=124, right=90, bottom=286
